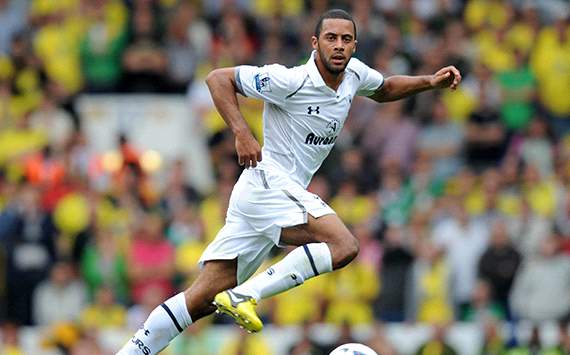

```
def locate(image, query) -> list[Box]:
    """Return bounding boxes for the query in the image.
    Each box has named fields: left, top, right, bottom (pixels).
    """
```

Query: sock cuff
left=163, top=292, right=192, bottom=329
left=304, top=242, right=333, bottom=276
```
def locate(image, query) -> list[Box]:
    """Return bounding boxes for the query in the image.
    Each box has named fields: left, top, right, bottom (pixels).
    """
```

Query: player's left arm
left=368, top=66, right=462, bottom=103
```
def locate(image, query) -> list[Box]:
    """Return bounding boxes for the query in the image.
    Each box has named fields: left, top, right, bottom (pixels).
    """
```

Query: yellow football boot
left=213, top=290, right=263, bottom=333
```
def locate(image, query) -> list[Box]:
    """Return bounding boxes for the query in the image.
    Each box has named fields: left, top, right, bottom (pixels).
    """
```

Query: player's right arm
left=206, top=68, right=262, bottom=168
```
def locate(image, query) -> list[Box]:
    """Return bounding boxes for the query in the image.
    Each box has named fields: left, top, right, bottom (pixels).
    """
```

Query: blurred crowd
left=1, top=0, right=570, bottom=354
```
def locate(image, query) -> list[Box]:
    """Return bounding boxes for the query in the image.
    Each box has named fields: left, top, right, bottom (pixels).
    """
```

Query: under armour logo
left=290, top=274, right=302, bottom=286
left=307, top=106, right=320, bottom=115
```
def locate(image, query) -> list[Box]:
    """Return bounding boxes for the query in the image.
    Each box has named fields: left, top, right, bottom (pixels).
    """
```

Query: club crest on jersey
left=254, top=73, right=271, bottom=93
left=326, top=119, right=340, bottom=135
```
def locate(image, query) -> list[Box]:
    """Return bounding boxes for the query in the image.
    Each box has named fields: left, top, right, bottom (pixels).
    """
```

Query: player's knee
left=331, top=233, right=359, bottom=270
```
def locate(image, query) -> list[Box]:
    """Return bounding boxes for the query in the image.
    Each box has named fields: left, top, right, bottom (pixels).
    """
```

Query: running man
left=118, top=9, right=461, bottom=354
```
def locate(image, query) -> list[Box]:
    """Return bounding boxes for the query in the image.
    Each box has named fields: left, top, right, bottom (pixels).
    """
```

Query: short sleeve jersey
left=236, top=51, right=384, bottom=188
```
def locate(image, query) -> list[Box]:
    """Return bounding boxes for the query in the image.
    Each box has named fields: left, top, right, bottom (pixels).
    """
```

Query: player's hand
left=430, top=66, right=462, bottom=90
left=235, top=132, right=262, bottom=168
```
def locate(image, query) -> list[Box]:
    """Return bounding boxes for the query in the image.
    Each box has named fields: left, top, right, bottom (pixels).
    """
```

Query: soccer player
left=118, top=9, right=461, bottom=354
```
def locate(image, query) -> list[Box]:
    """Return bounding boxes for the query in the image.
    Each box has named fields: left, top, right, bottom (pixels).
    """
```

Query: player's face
left=312, top=19, right=356, bottom=75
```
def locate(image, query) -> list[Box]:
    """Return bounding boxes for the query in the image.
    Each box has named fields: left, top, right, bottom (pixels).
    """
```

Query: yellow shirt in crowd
left=531, top=26, right=570, bottom=116
left=80, top=304, right=126, bottom=329
left=323, top=261, right=379, bottom=325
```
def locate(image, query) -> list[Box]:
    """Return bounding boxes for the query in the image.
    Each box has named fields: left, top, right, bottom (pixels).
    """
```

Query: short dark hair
left=314, top=9, right=357, bottom=39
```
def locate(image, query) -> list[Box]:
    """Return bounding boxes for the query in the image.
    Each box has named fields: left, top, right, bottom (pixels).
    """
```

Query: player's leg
left=281, top=212, right=359, bottom=269
left=117, top=259, right=237, bottom=355
left=230, top=213, right=358, bottom=301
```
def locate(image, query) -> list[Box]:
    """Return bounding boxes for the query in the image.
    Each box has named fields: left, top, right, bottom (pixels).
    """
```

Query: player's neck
left=314, top=58, right=344, bottom=91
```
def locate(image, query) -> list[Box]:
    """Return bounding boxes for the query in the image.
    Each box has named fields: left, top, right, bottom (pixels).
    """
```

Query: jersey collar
left=307, top=50, right=327, bottom=88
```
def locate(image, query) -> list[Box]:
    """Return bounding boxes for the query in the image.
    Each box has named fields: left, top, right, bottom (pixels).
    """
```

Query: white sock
left=117, top=292, right=192, bottom=355
left=232, top=243, right=333, bottom=300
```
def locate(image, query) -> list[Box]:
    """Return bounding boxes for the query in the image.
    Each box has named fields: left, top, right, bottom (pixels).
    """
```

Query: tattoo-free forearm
left=370, top=75, right=433, bottom=103
left=205, top=68, right=252, bottom=137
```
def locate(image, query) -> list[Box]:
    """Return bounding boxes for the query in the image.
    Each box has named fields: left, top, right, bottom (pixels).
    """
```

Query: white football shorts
left=199, top=167, right=335, bottom=284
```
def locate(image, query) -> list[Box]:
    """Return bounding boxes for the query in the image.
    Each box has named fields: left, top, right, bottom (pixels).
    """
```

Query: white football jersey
left=236, top=50, right=384, bottom=188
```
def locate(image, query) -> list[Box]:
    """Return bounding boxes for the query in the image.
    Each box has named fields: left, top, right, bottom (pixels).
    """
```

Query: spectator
left=79, top=0, right=128, bottom=92
left=351, top=0, right=384, bottom=64
left=413, top=324, right=458, bottom=355
left=505, top=3, right=540, bottom=56
left=167, top=204, right=204, bottom=247
left=353, top=222, right=382, bottom=272
left=478, top=220, right=521, bottom=315
left=120, top=3, right=167, bottom=92
left=328, top=148, right=378, bottom=195
left=530, top=12, right=570, bottom=137
left=432, top=201, right=489, bottom=316
left=80, top=285, right=126, bottom=330
left=323, top=256, right=379, bottom=325
left=23, top=145, right=66, bottom=188
left=461, top=279, right=505, bottom=322
left=507, top=198, right=552, bottom=258
left=330, top=179, right=375, bottom=229
left=378, top=168, right=415, bottom=227
left=510, top=236, right=570, bottom=322
left=463, top=63, right=506, bottom=171
left=127, top=213, right=175, bottom=304
left=32, top=3, right=83, bottom=95
left=375, top=225, right=414, bottom=322
left=164, top=2, right=211, bottom=92
left=362, top=100, right=419, bottom=173
left=408, top=239, right=453, bottom=324
left=463, top=167, right=506, bottom=222
left=161, top=160, right=202, bottom=218
left=418, top=96, right=464, bottom=182
left=409, top=155, right=443, bottom=214
left=522, top=163, right=556, bottom=218
left=32, top=259, right=87, bottom=326
left=465, top=105, right=507, bottom=172
left=513, top=117, right=554, bottom=177
left=80, top=227, right=128, bottom=303
left=3, top=186, right=57, bottom=325
left=496, top=49, right=536, bottom=132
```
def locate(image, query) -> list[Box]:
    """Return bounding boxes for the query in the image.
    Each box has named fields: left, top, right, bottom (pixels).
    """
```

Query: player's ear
left=353, top=40, right=357, bottom=53
left=311, top=36, right=318, bottom=50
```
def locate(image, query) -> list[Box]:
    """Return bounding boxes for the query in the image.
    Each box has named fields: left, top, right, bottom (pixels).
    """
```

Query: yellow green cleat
left=213, top=290, right=263, bottom=333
